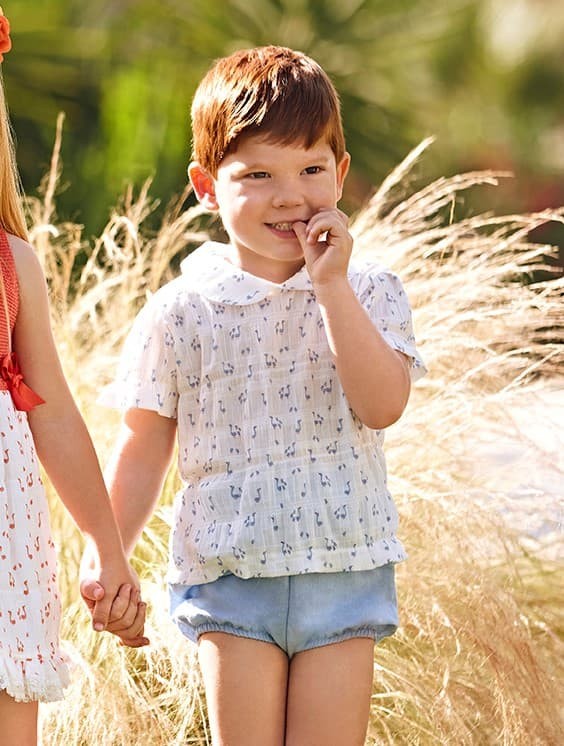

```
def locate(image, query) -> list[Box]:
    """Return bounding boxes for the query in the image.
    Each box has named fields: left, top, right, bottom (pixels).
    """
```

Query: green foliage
left=5, top=0, right=564, bottom=249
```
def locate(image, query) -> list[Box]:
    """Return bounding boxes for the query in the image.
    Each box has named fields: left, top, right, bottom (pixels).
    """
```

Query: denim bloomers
left=169, top=564, right=398, bottom=658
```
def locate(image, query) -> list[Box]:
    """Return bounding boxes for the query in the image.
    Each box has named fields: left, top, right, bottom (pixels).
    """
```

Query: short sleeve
left=358, top=268, right=427, bottom=382
left=98, top=293, right=179, bottom=417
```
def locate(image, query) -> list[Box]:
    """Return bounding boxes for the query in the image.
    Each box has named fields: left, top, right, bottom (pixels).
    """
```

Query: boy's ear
left=188, top=162, right=219, bottom=211
left=336, top=152, right=351, bottom=200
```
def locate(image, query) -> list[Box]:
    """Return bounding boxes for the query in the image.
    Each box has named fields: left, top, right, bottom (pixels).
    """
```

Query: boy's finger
left=119, top=606, right=149, bottom=647
left=118, top=634, right=150, bottom=648
left=292, top=220, right=308, bottom=247
left=107, top=591, right=140, bottom=630
left=92, top=584, right=131, bottom=631
left=125, top=601, right=147, bottom=639
left=107, top=584, right=133, bottom=624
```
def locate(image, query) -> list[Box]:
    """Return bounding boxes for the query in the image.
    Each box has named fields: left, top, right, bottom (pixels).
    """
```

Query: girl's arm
left=80, top=407, right=176, bottom=640
left=80, top=408, right=176, bottom=645
left=10, top=235, right=143, bottom=636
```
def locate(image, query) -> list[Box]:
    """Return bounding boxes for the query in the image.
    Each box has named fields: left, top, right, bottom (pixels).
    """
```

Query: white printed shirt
left=101, top=241, right=427, bottom=584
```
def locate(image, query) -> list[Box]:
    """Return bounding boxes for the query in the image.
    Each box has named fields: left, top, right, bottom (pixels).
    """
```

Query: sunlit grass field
left=35, top=126, right=563, bottom=744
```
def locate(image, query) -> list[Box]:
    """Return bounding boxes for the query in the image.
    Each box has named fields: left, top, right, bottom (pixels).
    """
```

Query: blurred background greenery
left=5, top=0, right=564, bottom=257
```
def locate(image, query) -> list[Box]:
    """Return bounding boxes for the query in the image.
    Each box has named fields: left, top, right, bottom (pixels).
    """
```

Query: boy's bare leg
left=0, top=691, right=38, bottom=746
left=285, top=638, right=375, bottom=746
left=198, top=633, right=288, bottom=746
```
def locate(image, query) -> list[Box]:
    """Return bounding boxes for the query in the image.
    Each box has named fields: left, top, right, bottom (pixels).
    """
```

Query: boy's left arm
left=315, top=278, right=411, bottom=429
left=294, top=209, right=411, bottom=430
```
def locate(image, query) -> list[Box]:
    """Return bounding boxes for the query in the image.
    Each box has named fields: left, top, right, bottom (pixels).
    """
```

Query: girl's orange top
left=0, top=227, right=19, bottom=359
left=0, top=228, right=44, bottom=410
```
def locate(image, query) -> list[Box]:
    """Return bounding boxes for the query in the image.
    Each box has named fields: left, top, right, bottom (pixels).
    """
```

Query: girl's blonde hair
left=0, top=73, right=28, bottom=240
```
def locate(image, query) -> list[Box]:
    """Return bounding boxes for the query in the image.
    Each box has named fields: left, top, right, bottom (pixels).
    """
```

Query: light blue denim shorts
left=169, top=565, right=398, bottom=658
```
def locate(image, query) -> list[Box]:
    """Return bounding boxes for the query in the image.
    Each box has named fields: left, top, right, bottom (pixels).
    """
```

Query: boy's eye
left=248, top=171, right=270, bottom=179
left=303, top=166, right=323, bottom=175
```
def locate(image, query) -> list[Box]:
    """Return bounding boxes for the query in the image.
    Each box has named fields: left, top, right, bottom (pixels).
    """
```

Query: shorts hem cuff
left=177, top=620, right=275, bottom=647
left=298, top=624, right=397, bottom=655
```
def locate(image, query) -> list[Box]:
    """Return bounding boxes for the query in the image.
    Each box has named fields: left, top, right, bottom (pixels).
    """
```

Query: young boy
left=84, top=46, right=426, bottom=745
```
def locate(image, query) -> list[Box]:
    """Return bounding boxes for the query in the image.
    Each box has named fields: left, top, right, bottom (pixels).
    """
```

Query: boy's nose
left=272, top=182, right=305, bottom=208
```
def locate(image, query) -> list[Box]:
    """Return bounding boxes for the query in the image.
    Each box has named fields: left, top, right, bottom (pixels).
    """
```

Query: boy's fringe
left=37, top=137, right=563, bottom=745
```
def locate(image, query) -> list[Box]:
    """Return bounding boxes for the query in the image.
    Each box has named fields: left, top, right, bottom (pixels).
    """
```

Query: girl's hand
left=293, top=208, right=353, bottom=287
left=80, top=544, right=149, bottom=647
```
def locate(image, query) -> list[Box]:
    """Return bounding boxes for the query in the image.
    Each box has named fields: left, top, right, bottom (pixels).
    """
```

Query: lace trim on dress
left=0, top=652, right=70, bottom=703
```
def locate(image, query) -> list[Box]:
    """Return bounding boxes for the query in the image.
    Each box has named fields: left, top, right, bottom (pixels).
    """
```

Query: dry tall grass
left=34, top=124, right=563, bottom=745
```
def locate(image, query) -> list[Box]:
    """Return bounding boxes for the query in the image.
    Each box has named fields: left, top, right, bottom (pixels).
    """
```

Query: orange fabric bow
left=0, top=10, right=11, bottom=62
left=0, top=352, right=45, bottom=411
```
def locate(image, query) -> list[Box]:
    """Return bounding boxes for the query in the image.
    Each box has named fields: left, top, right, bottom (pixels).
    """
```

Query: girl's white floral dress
left=0, top=229, right=68, bottom=702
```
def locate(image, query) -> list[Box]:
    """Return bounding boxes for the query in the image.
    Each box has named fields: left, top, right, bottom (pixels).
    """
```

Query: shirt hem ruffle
left=166, top=541, right=408, bottom=586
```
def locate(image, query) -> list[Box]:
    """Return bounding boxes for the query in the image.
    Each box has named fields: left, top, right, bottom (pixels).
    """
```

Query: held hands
left=79, top=543, right=149, bottom=648
left=293, top=208, right=353, bottom=287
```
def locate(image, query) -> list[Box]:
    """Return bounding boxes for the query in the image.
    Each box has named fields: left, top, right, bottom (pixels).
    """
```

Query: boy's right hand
left=80, top=578, right=149, bottom=647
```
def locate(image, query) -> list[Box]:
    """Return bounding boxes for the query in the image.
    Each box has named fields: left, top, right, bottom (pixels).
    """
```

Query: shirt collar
left=180, top=241, right=314, bottom=304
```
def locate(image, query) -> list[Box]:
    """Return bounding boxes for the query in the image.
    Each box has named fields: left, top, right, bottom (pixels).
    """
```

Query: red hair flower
left=0, top=9, right=12, bottom=62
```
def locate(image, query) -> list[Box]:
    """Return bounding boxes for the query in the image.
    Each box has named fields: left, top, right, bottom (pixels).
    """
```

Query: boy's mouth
left=268, top=221, right=302, bottom=232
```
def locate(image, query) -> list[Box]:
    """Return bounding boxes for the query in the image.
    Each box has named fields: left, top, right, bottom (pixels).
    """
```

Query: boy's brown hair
left=191, top=45, right=346, bottom=176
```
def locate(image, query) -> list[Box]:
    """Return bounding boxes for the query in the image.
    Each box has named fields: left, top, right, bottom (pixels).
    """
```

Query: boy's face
left=189, top=135, right=350, bottom=283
